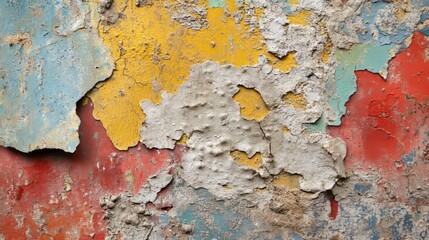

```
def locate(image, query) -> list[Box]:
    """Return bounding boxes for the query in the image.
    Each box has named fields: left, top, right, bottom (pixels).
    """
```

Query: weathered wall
left=0, top=0, right=428, bottom=239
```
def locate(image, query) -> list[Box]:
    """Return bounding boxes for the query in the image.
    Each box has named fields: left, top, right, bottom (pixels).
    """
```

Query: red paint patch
left=329, top=197, right=339, bottom=220
left=15, top=185, right=24, bottom=201
left=329, top=32, right=429, bottom=203
left=0, top=100, right=183, bottom=239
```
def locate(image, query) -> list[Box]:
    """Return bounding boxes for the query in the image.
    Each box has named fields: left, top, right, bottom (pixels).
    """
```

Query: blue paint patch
left=160, top=213, right=170, bottom=224
left=268, top=0, right=294, bottom=14
left=419, top=11, right=429, bottom=23
left=402, top=213, right=414, bottom=233
left=401, top=149, right=416, bottom=164
left=390, top=222, right=401, bottom=240
left=342, top=1, right=417, bottom=45
left=354, top=183, right=372, bottom=195
left=417, top=1, right=429, bottom=35
left=177, top=188, right=254, bottom=240
left=368, top=215, right=380, bottom=240
left=0, top=0, right=113, bottom=152
left=290, top=231, right=303, bottom=240
left=297, top=196, right=427, bottom=239
left=419, top=26, right=429, bottom=36
left=283, top=5, right=292, bottom=14
left=273, top=235, right=284, bottom=240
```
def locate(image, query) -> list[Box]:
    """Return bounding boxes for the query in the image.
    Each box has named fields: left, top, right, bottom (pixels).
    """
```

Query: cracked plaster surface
left=140, top=61, right=346, bottom=197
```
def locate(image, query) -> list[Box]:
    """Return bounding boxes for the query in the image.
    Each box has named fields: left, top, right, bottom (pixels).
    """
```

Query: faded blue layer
left=178, top=188, right=255, bottom=239
left=0, top=0, right=113, bottom=152
left=344, top=1, right=427, bottom=45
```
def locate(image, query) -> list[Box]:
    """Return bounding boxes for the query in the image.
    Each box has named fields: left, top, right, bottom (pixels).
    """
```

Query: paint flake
left=0, top=0, right=114, bottom=152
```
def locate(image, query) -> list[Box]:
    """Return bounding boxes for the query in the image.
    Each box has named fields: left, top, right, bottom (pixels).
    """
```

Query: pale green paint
left=208, top=0, right=225, bottom=8
left=306, top=114, right=327, bottom=133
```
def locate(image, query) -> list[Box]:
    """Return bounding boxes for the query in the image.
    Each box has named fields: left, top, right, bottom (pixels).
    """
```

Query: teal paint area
left=177, top=187, right=254, bottom=239
left=268, top=0, right=296, bottom=14
left=328, top=43, right=395, bottom=126
left=208, top=0, right=225, bottom=8
left=401, top=149, right=416, bottom=164
left=0, top=0, right=113, bottom=152
left=305, top=114, right=327, bottom=133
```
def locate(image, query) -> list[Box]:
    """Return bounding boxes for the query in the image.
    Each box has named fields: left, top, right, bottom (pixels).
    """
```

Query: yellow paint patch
left=89, top=0, right=295, bottom=149
left=321, top=37, right=333, bottom=63
left=266, top=52, right=298, bottom=73
left=81, top=97, right=90, bottom=106
left=396, top=9, right=406, bottom=20
left=288, top=10, right=311, bottom=26
left=288, top=0, right=300, bottom=6
left=273, top=173, right=300, bottom=190
left=282, top=127, right=290, bottom=134
left=283, top=92, right=308, bottom=110
left=176, top=133, right=189, bottom=145
left=231, top=150, right=262, bottom=170
left=233, top=86, right=270, bottom=122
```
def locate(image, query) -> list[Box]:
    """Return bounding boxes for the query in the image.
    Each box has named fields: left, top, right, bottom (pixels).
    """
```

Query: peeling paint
left=88, top=0, right=290, bottom=150
left=272, top=172, right=300, bottom=190
left=328, top=42, right=396, bottom=126
left=283, top=92, right=308, bottom=110
left=233, top=86, right=270, bottom=122
left=231, top=150, right=263, bottom=170
left=140, top=62, right=345, bottom=195
left=329, top=32, right=429, bottom=203
left=0, top=0, right=114, bottom=152
left=0, top=100, right=182, bottom=238
left=1, top=0, right=429, bottom=239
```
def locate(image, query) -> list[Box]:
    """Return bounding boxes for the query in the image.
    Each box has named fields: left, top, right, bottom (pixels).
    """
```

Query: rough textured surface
left=0, top=101, right=182, bottom=239
left=0, top=0, right=114, bottom=152
left=140, top=61, right=346, bottom=196
left=1, top=0, right=429, bottom=239
left=88, top=0, right=296, bottom=150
